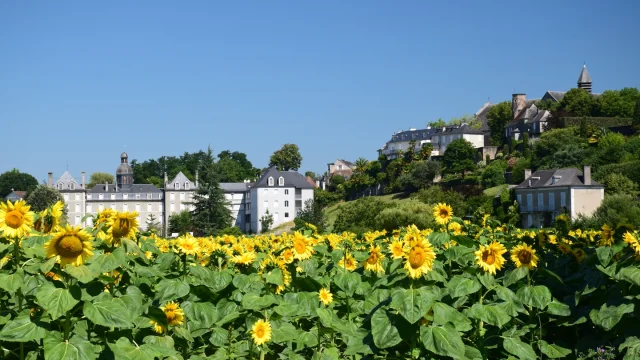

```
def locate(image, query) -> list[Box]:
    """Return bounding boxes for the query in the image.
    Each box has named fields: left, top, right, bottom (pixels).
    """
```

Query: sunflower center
left=482, top=250, right=495, bottom=265
left=518, top=251, right=532, bottom=264
left=439, top=209, right=449, bottom=218
left=256, top=327, right=265, bottom=338
left=55, top=235, right=84, bottom=258
left=5, top=210, right=23, bottom=229
left=294, top=240, right=306, bottom=254
left=409, top=248, right=425, bottom=269
left=112, top=219, right=130, bottom=238
left=367, top=252, right=379, bottom=264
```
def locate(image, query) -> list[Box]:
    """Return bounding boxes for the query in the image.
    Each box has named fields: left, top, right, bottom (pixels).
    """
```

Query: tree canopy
left=559, top=88, right=595, bottom=117
left=269, top=144, right=302, bottom=171
left=25, top=185, right=67, bottom=217
left=443, top=138, right=476, bottom=174
left=486, top=101, right=512, bottom=146
left=0, top=169, right=38, bottom=198
left=87, top=172, right=115, bottom=188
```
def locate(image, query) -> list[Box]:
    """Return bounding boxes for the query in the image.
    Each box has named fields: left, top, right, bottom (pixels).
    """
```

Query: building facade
left=514, top=166, right=604, bottom=228
left=49, top=171, right=87, bottom=226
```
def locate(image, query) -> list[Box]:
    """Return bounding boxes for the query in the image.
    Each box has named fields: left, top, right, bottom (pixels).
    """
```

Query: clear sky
left=1, top=0, right=638, bottom=183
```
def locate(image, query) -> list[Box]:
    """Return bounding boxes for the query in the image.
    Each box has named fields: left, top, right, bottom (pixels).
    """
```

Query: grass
left=483, top=184, right=508, bottom=197
left=324, top=193, right=413, bottom=232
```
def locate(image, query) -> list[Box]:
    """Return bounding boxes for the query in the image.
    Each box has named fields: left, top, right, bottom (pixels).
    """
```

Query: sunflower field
left=2, top=200, right=640, bottom=359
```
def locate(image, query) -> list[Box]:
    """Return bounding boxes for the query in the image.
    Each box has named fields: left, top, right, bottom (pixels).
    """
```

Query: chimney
left=524, top=169, right=532, bottom=180
left=105, top=181, right=108, bottom=192
left=512, top=94, right=527, bottom=120
left=164, top=172, right=168, bottom=185
left=584, top=165, right=591, bottom=185
left=81, top=172, right=86, bottom=188
left=195, top=170, right=199, bottom=188
left=48, top=172, right=53, bottom=186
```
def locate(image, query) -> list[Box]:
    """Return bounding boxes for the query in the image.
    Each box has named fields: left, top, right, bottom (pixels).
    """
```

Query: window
left=123, top=194, right=128, bottom=200
left=147, top=203, right=152, bottom=212
left=170, top=193, right=175, bottom=200
left=527, top=214, right=533, bottom=227
left=549, top=193, right=555, bottom=209
left=247, top=192, right=251, bottom=199
left=285, top=212, right=289, bottom=218
left=110, top=194, right=115, bottom=200
left=180, top=193, right=185, bottom=201
left=147, top=193, right=152, bottom=199
left=87, top=194, right=92, bottom=200
left=87, top=204, right=92, bottom=212
left=185, top=181, right=190, bottom=190
left=274, top=189, right=278, bottom=195
left=64, top=193, right=69, bottom=201
left=75, top=215, right=80, bottom=225
left=285, top=200, right=289, bottom=207
left=110, top=204, right=116, bottom=209
left=538, top=193, right=543, bottom=209
left=526, top=194, right=532, bottom=211
left=264, top=200, right=268, bottom=208
left=338, top=165, right=343, bottom=170
left=175, top=182, right=180, bottom=190
left=70, top=182, right=75, bottom=190
left=57, top=183, right=63, bottom=190
left=278, top=177, right=284, bottom=186
left=75, top=193, right=80, bottom=201
left=75, top=203, right=80, bottom=212
left=264, top=189, right=268, bottom=195
left=135, top=194, right=140, bottom=200
left=98, top=194, right=103, bottom=200
left=284, top=189, right=289, bottom=195
left=170, top=203, right=175, bottom=212
left=99, top=204, right=104, bottom=211
left=268, top=177, right=274, bottom=186
left=560, top=192, right=566, bottom=208
left=274, top=200, right=279, bottom=208
left=123, top=204, right=128, bottom=212
left=274, top=212, right=279, bottom=222
left=135, top=204, right=141, bottom=212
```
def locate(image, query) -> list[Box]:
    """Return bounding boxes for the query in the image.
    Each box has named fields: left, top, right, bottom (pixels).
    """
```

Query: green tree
left=269, top=144, right=303, bottom=171
left=397, top=160, right=441, bottom=192
left=168, top=210, right=194, bottom=236
left=522, top=132, right=531, bottom=159
left=333, top=197, right=393, bottom=233
left=595, top=90, right=636, bottom=117
left=0, top=169, right=38, bottom=198
left=481, top=161, right=506, bottom=188
left=87, top=172, right=115, bottom=189
left=443, top=138, right=476, bottom=175
left=593, top=193, right=640, bottom=228
left=428, top=118, right=446, bottom=128
left=579, top=118, right=589, bottom=138
left=145, top=214, right=161, bottom=234
left=260, top=209, right=274, bottom=233
left=189, top=147, right=232, bottom=235
left=294, top=199, right=326, bottom=233
left=486, top=101, right=512, bottom=146
left=373, top=200, right=435, bottom=232
left=216, top=150, right=260, bottom=182
left=602, top=173, right=639, bottom=197
left=511, top=158, right=531, bottom=184
left=328, top=175, right=346, bottom=192
left=25, top=185, right=67, bottom=217
left=633, top=99, right=640, bottom=130
left=413, top=186, right=467, bottom=217
left=559, top=88, right=595, bottom=116
left=598, top=132, right=625, bottom=149
left=354, top=157, right=369, bottom=175
left=304, top=171, right=317, bottom=180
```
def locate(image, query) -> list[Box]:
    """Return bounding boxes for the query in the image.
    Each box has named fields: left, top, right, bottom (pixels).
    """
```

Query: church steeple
left=116, top=152, right=134, bottom=189
left=577, top=64, right=592, bottom=94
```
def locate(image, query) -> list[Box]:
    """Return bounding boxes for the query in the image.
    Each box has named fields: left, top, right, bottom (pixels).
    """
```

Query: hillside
left=324, top=193, right=413, bottom=232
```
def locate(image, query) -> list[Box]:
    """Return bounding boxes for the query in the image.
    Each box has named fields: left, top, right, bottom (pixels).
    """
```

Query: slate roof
left=252, top=167, right=315, bottom=189
left=439, top=124, right=484, bottom=135
left=220, top=183, right=249, bottom=192
left=515, top=168, right=603, bottom=189
left=5, top=191, right=26, bottom=201
left=89, top=184, right=162, bottom=193
left=339, top=159, right=355, bottom=168
left=166, top=171, right=196, bottom=190
left=544, top=91, right=566, bottom=102
left=578, top=65, right=592, bottom=83
left=55, top=171, right=84, bottom=191
left=474, top=101, right=494, bottom=132
left=388, top=128, right=438, bottom=143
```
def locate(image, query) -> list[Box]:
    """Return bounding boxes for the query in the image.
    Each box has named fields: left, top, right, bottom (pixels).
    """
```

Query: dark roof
left=220, top=183, right=249, bottom=192
left=388, top=128, right=438, bottom=143
left=252, top=167, right=315, bottom=189
left=5, top=191, right=26, bottom=201
left=474, top=102, right=494, bottom=132
left=578, top=65, right=592, bottom=83
left=442, top=124, right=484, bottom=135
left=515, top=168, right=603, bottom=189
left=89, top=184, right=162, bottom=193
left=340, top=159, right=355, bottom=167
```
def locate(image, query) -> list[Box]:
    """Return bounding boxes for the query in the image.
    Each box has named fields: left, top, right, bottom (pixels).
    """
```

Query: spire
left=577, top=64, right=592, bottom=93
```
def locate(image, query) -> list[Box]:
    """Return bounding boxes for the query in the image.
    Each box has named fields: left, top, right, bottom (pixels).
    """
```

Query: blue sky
left=1, top=0, right=638, bottom=183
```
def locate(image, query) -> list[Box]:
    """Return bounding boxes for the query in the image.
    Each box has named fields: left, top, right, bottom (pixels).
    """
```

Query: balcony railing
left=519, top=205, right=557, bottom=213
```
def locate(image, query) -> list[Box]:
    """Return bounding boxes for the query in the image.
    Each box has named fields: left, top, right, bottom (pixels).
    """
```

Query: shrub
left=332, top=197, right=393, bottom=233
left=593, top=160, right=640, bottom=184
left=601, top=173, right=639, bottom=197
left=413, top=186, right=467, bottom=217
left=592, top=193, right=640, bottom=228
left=294, top=199, right=326, bottom=233
left=373, top=200, right=435, bottom=231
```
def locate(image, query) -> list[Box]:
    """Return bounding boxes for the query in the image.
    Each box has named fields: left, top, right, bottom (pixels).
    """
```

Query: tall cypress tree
left=522, top=132, right=531, bottom=159
left=189, top=147, right=232, bottom=235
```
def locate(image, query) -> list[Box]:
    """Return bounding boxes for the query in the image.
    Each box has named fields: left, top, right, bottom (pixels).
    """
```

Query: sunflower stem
left=316, top=318, right=322, bottom=356
left=63, top=310, right=71, bottom=341
left=13, top=238, right=24, bottom=360
left=182, top=253, right=187, bottom=281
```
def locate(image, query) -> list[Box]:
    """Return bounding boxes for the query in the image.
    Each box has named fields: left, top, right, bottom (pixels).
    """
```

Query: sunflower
left=624, top=231, right=640, bottom=255
left=474, top=241, right=507, bottom=275
left=0, top=200, right=34, bottom=238
left=557, top=243, right=572, bottom=255
left=388, top=240, right=404, bottom=259
left=0, top=255, right=10, bottom=269
left=95, top=208, right=114, bottom=226
left=106, top=211, right=139, bottom=245
left=251, top=319, right=272, bottom=346
left=34, top=201, right=64, bottom=234
left=319, top=288, right=333, bottom=306
left=230, top=251, right=257, bottom=266
left=404, top=239, right=436, bottom=279
left=364, top=245, right=385, bottom=274
left=448, top=222, right=463, bottom=236
left=338, top=252, right=357, bottom=271
left=175, top=234, right=200, bottom=255
left=510, top=243, right=538, bottom=269
left=433, top=203, right=453, bottom=225
left=291, top=232, right=314, bottom=260
left=279, top=248, right=295, bottom=264
left=45, top=271, right=62, bottom=281
left=572, top=248, right=586, bottom=263
left=161, top=301, right=184, bottom=326
left=598, top=224, right=614, bottom=247
left=44, top=225, right=94, bottom=267
left=149, top=319, right=166, bottom=334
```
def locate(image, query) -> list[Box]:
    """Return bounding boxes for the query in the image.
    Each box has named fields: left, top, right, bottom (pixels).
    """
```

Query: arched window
left=274, top=200, right=279, bottom=208
left=185, top=181, right=190, bottom=190
left=268, top=177, right=274, bottom=186
left=57, top=182, right=63, bottom=190
left=278, top=177, right=284, bottom=186
left=69, top=182, right=75, bottom=190
left=175, top=182, right=180, bottom=190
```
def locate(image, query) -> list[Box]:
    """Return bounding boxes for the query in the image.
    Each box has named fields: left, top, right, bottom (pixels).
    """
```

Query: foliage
left=413, top=186, right=467, bottom=217
left=511, top=158, right=531, bottom=185
left=532, top=128, right=587, bottom=169
left=332, top=197, right=394, bottom=234
left=598, top=132, right=625, bottom=148
left=397, top=161, right=441, bottom=192
left=595, top=88, right=640, bottom=118
left=215, top=150, right=261, bottom=182
left=560, top=88, right=595, bottom=116
left=591, top=193, right=640, bottom=229
left=486, top=101, right=512, bottom=146
left=269, top=144, right=303, bottom=171
left=168, top=210, right=193, bottom=236
left=25, top=185, right=65, bottom=213
left=0, top=169, right=38, bottom=198
left=86, top=172, right=115, bottom=189
left=304, top=171, right=317, bottom=180
left=218, top=226, right=244, bottom=236
left=443, top=138, right=477, bottom=175
left=481, top=160, right=506, bottom=188
left=328, top=175, right=346, bottom=192
left=634, top=99, right=640, bottom=128
left=294, top=199, right=326, bottom=233
left=561, top=116, right=633, bottom=128
left=594, top=160, right=640, bottom=185
left=313, top=188, right=342, bottom=208
left=189, top=147, right=232, bottom=236
left=145, top=214, right=161, bottom=235
left=522, top=132, right=531, bottom=159
left=374, top=200, right=435, bottom=231
left=602, top=173, right=639, bottom=197
left=260, top=210, right=274, bottom=233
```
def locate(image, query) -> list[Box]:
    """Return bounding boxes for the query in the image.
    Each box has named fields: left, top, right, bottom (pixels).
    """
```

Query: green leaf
left=209, top=327, right=228, bottom=347
left=65, top=265, right=98, bottom=283
left=504, top=337, right=536, bottom=360
left=390, top=287, right=434, bottom=324
left=619, top=267, right=640, bottom=287
left=467, top=303, right=512, bottom=328
left=477, top=273, right=496, bottom=289
left=91, top=247, right=126, bottom=273
left=109, top=337, right=175, bottom=360
left=183, top=302, right=218, bottom=329
left=432, top=302, right=472, bottom=332
left=503, top=267, right=529, bottom=287
left=420, top=324, right=465, bottom=358
left=36, top=283, right=80, bottom=320
left=142, top=335, right=177, bottom=356
left=370, top=310, right=402, bottom=349
left=173, top=326, right=194, bottom=342
left=538, top=340, right=571, bottom=358
left=0, top=314, right=46, bottom=342
left=589, top=303, right=634, bottom=331
left=40, top=257, right=58, bottom=274
left=363, top=289, right=390, bottom=313
left=334, top=272, right=361, bottom=297
left=596, top=246, right=613, bottom=267
left=155, top=279, right=190, bottom=302
left=0, top=268, right=24, bottom=293
left=547, top=300, right=571, bottom=317
left=263, top=268, right=284, bottom=286
left=446, top=275, right=481, bottom=298
left=464, top=345, right=483, bottom=360
left=232, top=273, right=264, bottom=294
left=516, top=285, right=551, bottom=309
left=619, top=336, right=640, bottom=360
left=83, top=297, right=133, bottom=328
left=241, top=294, right=277, bottom=311
left=190, top=267, right=233, bottom=292
left=271, top=321, right=298, bottom=344
left=44, top=333, right=96, bottom=360
left=429, top=232, right=450, bottom=247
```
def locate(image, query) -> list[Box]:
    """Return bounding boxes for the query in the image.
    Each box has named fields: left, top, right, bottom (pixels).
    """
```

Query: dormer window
left=175, top=182, right=180, bottom=190
left=69, top=182, right=75, bottom=190
left=278, top=177, right=284, bottom=186
left=185, top=181, right=190, bottom=190
left=268, top=177, right=274, bottom=186
left=57, top=182, right=63, bottom=190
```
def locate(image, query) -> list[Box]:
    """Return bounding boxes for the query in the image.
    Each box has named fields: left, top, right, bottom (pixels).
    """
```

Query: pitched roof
left=440, top=124, right=484, bottom=135
left=220, top=183, right=249, bottom=192
left=578, top=64, right=592, bottom=83
left=252, top=167, right=315, bottom=189
left=55, top=171, right=82, bottom=191
left=5, top=191, right=26, bottom=201
left=166, top=171, right=196, bottom=190
left=305, top=176, right=318, bottom=188
left=339, top=159, right=355, bottom=167
left=474, top=101, right=494, bottom=132
left=89, top=183, right=162, bottom=193
left=387, top=128, right=438, bottom=143
left=515, top=168, right=603, bottom=189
